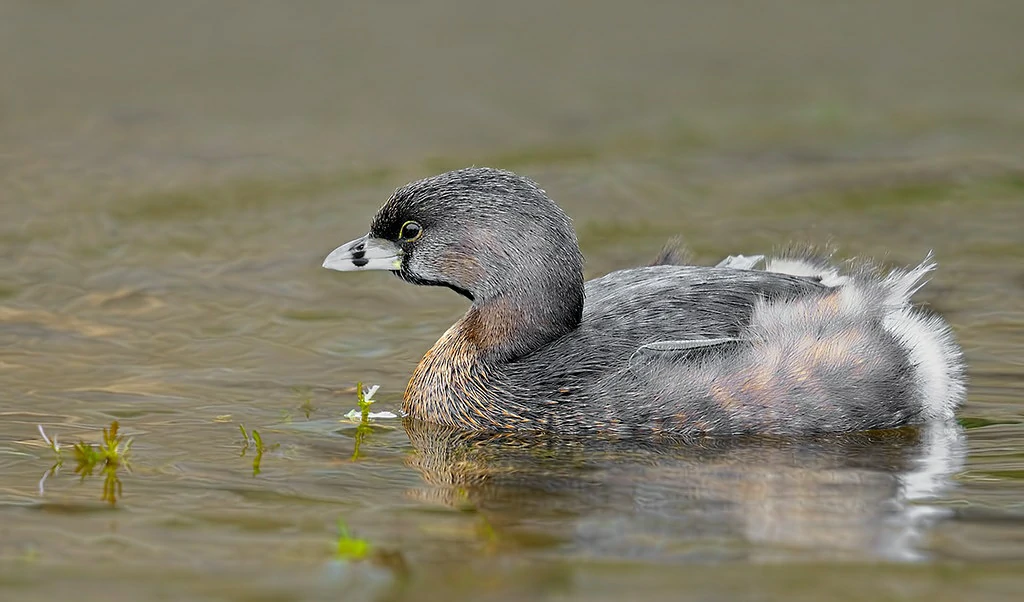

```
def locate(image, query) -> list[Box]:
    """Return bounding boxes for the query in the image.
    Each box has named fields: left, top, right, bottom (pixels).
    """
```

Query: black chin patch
left=394, top=270, right=474, bottom=301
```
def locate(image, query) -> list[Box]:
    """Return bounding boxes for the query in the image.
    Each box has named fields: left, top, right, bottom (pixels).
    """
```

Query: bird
left=322, top=167, right=965, bottom=438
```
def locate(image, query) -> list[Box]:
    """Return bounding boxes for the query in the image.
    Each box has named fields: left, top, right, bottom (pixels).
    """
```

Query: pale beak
left=322, top=235, right=403, bottom=272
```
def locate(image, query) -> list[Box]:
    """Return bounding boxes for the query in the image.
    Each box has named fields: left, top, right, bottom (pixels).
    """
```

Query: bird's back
left=504, top=262, right=962, bottom=437
left=519, top=265, right=828, bottom=382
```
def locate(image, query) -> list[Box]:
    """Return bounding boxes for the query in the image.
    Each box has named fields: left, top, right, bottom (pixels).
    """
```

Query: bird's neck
left=403, top=314, right=497, bottom=428
left=465, top=281, right=583, bottom=362
left=403, top=283, right=583, bottom=428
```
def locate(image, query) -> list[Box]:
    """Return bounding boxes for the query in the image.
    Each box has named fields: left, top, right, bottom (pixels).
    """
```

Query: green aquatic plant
left=37, top=421, right=132, bottom=505
left=238, top=424, right=279, bottom=476
left=351, top=421, right=372, bottom=461
left=346, top=382, right=395, bottom=460
left=74, top=460, right=124, bottom=505
left=335, top=519, right=370, bottom=561
left=357, top=382, right=372, bottom=422
left=73, top=421, right=133, bottom=505
left=347, top=381, right=376, bottom=422
left=343, top=383, right=398, bottom=421
left=330, top=520, right=409, bottom=574
left=72, top=421, right=133, bottom=468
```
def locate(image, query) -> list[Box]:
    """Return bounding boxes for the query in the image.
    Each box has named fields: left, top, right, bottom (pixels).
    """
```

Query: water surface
left=1, top=2, right=1023, bottom=601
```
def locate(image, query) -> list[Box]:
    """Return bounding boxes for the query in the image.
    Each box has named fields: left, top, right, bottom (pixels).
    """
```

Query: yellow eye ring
left=399, top=220, right=423, bottom=242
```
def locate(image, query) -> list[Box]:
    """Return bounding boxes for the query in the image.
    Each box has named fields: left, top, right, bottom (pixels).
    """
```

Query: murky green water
left=2, top=2, right=1023, bottom=600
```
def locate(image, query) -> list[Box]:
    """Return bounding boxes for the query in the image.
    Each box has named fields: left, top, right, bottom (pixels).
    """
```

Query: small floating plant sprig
left=71, top=421, right=133, bottom=468
left=342, top=383, right=398, bottom=422
left=37, top=420, right=133, bottom=505
left=344, top=382, right=400, bottom=460
left=238, top=424, right=280, bottom=476
left=334, top=519, right=371, bottom=561
left=331, top=518, right=408, bottom=574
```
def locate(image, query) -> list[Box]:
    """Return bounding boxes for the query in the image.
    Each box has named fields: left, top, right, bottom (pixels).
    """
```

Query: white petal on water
left=343, top=409, right=399, bottom=420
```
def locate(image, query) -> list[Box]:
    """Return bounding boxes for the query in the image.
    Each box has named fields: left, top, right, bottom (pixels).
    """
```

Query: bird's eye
left=399, top=220, right=422, bottom=242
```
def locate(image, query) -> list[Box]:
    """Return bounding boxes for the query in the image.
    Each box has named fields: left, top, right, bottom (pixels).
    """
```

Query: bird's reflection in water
left=403, top=419, right=965, bottom=562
